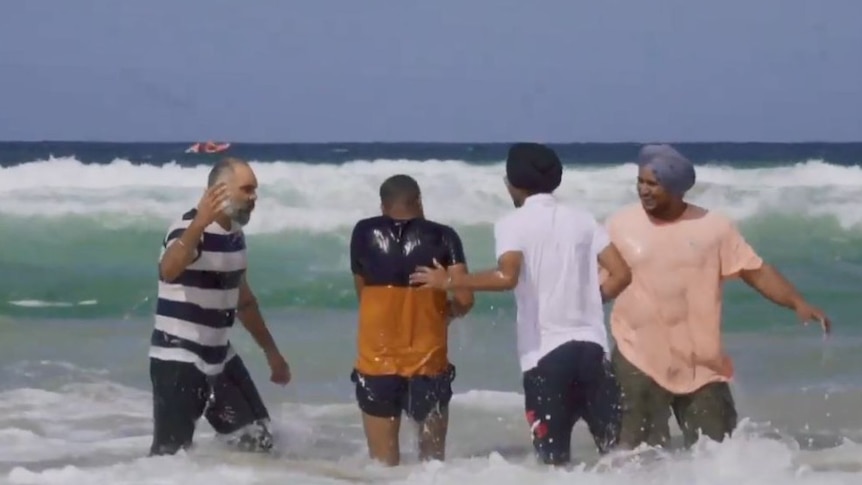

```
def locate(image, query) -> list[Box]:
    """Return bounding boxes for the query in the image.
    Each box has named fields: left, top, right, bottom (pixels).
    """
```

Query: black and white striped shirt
left=149, top=209, right=247, bottom=375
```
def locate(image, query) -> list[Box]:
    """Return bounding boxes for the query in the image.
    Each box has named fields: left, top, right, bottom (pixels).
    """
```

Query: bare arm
left=442, top=252, right=522, bottom=292
left=445, top=263, right=475, bottom=316
left=719, top=220, right=830, bottom=333
left=161, top=184, right=229, bottom=282
left=237, top=275, right=281, bottom=357
left=444, top=218, right=523, bottom=292
left=159, top=219, right=208, bottom=282
left=739, top=263, right=804, bottom=310
left=349, top=222, right=367, bottom=302
left=353, top=274, right=365, bottom=300
left=596, top=243, right=631, bottom=302
left=720, top=220, right=805, bottom=310
left=739, top=263, right=831, bottom=333
left=409, top=222, right=521, bottom=292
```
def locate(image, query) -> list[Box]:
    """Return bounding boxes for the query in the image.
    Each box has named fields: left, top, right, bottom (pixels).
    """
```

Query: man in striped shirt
left=149, top=157, right=291, bottom=456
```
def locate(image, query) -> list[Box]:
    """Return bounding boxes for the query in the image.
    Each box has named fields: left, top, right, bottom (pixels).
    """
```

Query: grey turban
left=636, top=144, right=696, bottom=197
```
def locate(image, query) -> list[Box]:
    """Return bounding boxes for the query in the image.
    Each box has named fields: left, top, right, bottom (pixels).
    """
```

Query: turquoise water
left=1, top=215, right=859, bottom=331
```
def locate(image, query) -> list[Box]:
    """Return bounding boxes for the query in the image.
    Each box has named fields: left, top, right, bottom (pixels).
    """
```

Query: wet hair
left=379, top=174, right=421, bottom=208
left=207, top=158, right=247, bottom=187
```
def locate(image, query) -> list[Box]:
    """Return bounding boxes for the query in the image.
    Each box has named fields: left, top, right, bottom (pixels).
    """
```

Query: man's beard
left=225, top=201, right=253, bottom=226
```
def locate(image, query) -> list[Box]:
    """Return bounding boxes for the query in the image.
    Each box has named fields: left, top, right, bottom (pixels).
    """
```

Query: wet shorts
left=612, top=347, right=738, bottom=448
left=522, top=340, right=621, bottom=465
left=350, top=365, right=456, bottom=422
left=149, top=354, right=272, bottom=456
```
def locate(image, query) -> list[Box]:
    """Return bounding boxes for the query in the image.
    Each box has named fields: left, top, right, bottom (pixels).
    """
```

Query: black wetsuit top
left=349, top=216, right=466, bottom=286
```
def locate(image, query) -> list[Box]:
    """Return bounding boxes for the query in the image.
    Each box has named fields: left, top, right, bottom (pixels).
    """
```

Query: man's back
left=404, top=144, right=629, bottom=466
left=351, top=216, right=464, bottom=287
left=350, top=215, right=467, bottom=376
left=494, top=194, right=608, bottom=371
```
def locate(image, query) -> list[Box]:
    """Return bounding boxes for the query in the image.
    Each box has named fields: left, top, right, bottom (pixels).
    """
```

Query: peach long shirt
left=605, top=203, right=764, bottom=394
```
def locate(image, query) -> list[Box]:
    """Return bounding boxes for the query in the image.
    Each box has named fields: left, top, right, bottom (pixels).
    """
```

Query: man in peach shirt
left=604, top=144, right=831, bottom=449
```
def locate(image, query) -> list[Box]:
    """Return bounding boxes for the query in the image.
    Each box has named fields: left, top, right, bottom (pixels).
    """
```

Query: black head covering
left=505, top=142, right=563, bottom=193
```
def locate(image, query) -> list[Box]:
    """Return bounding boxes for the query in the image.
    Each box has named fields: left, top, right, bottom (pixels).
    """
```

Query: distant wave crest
left=1, top=156, right=862, bottom=233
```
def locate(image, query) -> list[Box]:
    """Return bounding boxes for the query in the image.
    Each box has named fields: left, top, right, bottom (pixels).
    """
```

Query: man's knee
left=532, top=432, right=572, bottom=466
left=361, top=412, right=402, bottom=466
left=583, top=359, right=624, bottom=453
left=150, top=359, right=206, bottom=457
left=527, top=413, right=572, bottom=466
left=612, top=349, right=672, bottom=448
left=677, top=382, right=737, bottom=446
left=404, top=366, right=455, bottom=422
left=417, top=408, right=448, bottom=462
left=522, top=405, right=571, bottom=465
left=150, top=407, right=199, bottom=457
left=619, top=398, right=673, bottom=448
left=351, top=370, right=405, bottom=418
left=523, top=384, right=574, bottom=465
left=205, top=377, right=275, bottom=452
left=588, top=409, right=621, bottom=454
left=216, top=357, right=271, bottom=421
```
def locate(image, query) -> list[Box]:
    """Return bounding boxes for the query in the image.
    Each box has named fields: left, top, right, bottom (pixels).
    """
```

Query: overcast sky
left=1, top=0, right=860, bottom=143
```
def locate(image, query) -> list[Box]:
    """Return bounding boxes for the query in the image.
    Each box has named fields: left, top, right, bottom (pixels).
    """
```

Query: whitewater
left=3, top=157, right=862, bottom=231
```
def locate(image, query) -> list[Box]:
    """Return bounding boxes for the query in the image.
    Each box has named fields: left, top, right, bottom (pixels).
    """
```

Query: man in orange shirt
left=349, top=174, right=474, bottom=466
left=604, top=144, right=831, bottom=449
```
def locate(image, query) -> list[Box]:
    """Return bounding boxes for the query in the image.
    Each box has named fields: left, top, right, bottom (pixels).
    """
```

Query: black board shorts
left=149, top=354, right=272, bottom=456
left=350, top=365, right=456, bottom=422
left=522, top=340, right=622, bottom=465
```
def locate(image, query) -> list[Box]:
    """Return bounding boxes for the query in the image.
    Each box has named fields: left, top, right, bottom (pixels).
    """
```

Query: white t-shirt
left=494, top=194, right=610, bottom=372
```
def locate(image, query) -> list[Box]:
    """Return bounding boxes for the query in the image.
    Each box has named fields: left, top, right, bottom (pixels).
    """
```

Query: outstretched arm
left=445, top=263, right=475, bottom=316
left=440, top=228, right=478, bottom=311
left=409, top=252, right=522, bottom=292
left=740, top=264, right=831, bottom=333
left=719, top=220, right=831, bottom=334
left=739, top=264, right=802, bottom=310
left=416, top=218, right=522, bottom=292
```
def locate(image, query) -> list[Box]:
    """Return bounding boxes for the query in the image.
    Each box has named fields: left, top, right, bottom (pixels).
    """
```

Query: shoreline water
left=2, top=311, right=861, bottom=483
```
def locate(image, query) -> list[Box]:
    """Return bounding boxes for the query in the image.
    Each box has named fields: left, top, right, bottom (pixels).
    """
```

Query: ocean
left=1, top=141, right=861, bottom=484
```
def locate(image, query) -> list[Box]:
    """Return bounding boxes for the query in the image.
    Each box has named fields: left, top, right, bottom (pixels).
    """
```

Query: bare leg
left=361, top=412, right=401, bottom=466
left=417, top=407, right=449, bottom=462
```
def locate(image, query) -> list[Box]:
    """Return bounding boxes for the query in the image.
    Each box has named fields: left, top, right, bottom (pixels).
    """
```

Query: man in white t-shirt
left=410, top=142, right=632, bottom=466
